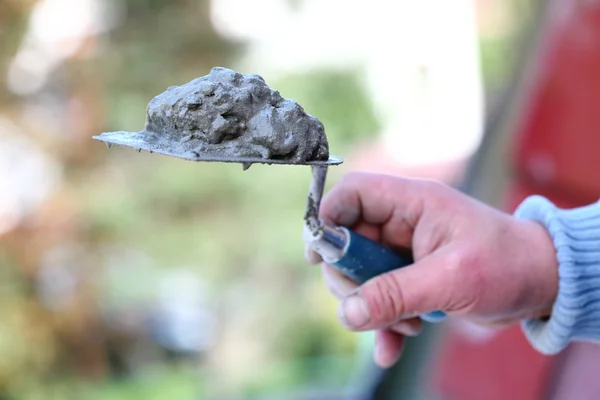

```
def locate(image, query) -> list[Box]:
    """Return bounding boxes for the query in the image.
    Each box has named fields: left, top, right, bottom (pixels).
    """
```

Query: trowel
left=93, top=69, right=445, bottom=323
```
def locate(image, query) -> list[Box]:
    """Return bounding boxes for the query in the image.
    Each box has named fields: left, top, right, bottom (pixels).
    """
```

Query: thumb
left=337, top=248, right=473, bottom=330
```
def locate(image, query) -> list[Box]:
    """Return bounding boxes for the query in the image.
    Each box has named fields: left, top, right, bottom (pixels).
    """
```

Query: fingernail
left=374, top=336, right=382, bottom=360
left=391, top=321, right=421, bottom=337
left=339, top=294, right=370, bottom=329
left=304, top=245, right=321, bottom=264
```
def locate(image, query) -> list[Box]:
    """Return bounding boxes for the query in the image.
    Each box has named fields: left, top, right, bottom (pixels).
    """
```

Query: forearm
left=515, top=196, right=600, bottom=354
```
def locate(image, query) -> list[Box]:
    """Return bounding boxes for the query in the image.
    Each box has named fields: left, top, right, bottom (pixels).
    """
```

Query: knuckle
left=444, top=247, right=465, bottom=271
left=445, top=246, right=485, bottom=310
left=342, top=171, right=384, bottom=190
left=363, top=273, right=406, bottom=324
left=341, top=171, right=367, bottom=184
left=456, top=246, right=483, bottom=283
left=419, top=179, right=445, bottom=195
left=416, top=179, right=450, bottom=211
left=447, top=245, right=477, bottom=273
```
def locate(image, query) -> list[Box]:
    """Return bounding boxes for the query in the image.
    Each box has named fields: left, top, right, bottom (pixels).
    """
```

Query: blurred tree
left=99, top=0, right=245, bottom=132
left=0, top=0, right=35, bottom=105
left=0, top=1, right=248, bottom=398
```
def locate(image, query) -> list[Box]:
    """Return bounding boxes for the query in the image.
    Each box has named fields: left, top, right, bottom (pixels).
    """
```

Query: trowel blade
left=93, top=130, right=344, bottom=166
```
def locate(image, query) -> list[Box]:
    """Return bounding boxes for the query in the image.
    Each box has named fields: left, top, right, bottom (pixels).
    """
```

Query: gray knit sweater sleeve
left=514, top=195, right=600, bottom=355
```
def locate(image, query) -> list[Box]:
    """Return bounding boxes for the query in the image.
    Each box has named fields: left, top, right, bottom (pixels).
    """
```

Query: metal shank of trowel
left=303, top=165, right=328, bottom=239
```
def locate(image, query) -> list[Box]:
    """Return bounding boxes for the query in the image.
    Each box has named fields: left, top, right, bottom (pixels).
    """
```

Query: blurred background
left=0, top=0, right=539, bottom=399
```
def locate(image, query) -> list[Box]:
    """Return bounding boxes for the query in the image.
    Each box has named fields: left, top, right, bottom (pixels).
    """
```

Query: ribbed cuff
left=514, top=195, right=600, bottom=355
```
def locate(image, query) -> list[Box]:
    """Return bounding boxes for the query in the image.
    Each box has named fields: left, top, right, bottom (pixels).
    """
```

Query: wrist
left=519, top=219, right=559, bottom=319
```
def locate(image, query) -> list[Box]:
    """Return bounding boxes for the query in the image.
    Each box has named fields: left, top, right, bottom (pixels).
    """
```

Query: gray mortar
left=138, top=67, right=329, bottom=164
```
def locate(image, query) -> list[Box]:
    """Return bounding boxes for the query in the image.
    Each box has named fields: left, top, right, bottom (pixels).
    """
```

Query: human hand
left=306, top=172, right=559, bottom=368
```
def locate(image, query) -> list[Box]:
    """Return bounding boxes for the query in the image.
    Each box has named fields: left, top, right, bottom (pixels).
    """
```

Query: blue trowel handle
left=318, top=226, right=446, bottom=323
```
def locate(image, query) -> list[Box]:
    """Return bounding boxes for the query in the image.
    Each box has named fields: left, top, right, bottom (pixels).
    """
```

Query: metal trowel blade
left=93, top=130, right=344, bottom=166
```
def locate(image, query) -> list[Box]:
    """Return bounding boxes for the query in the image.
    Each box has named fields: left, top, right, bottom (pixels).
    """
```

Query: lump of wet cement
left=143, top=67, right=329, bottom=163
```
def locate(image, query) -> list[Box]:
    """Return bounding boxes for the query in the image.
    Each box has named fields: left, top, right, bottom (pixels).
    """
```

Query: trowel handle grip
left=330, top=228, right=447, bottom=323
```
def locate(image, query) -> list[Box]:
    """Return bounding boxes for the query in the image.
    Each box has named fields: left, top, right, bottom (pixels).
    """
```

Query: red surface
left=513, top=0, right=600, bottom=204
left=429, top=0, right=600, bottom=398
left=431, top=325, right=554, bottom=400
left=429, top=183, right=558, bottom=400
left=429, top=183, right=557, bottom=400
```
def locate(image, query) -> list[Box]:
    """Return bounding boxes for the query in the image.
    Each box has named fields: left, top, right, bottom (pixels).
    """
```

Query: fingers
left=338, top=247, right=474, bottom=331
left=305, top=245, right=323, bottom=264
left=374, top=329, right=405, bottom=368
left=316, top=219, right=381, bottom=296
left=390, top=318, right=422, bottom=336
left=321, top=263, right=358, bottom=300
left=305, top=220, right=380, bottom=266
left=322, top=262, right=423, bottom=333
left=373, top=320, right=422, bottom=368
left=319, top=172, right=427, bottom=249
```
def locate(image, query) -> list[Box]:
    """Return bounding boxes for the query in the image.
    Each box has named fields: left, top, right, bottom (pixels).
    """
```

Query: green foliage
left=88, top=368, right=200, bottom=400
left=479, top=36, right=515, bottom=90
left=479, top=0, right=542, bottom=93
